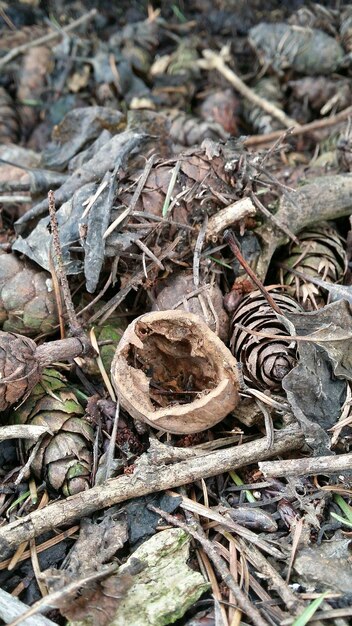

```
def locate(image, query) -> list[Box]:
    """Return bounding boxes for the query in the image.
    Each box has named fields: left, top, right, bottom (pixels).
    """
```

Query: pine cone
left=0, top=252, right=59, bottom=336
left=12, top=369, right=93, bottom=495
left=0, top=87, right=20, bottom=144
left=0, top=332, right=41, bottom=411
left=279, top=222, right=346, bottom=309
left=0, top=330, right=93, bottom=411
left=230, top=290, right=302, bottom=391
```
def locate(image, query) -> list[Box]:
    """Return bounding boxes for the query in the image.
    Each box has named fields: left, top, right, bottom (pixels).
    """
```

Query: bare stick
left=236, top=537, right=305, bottom=613
left=0, top=588, right=56, bottom=626
left=0, top=9, right=97, bottom=69
left=200, top=49, right=300, bottom=129
left=0, top=426, right=303, bottom=558
left=206, top=197, right=256, bottom=240
left=259, top=452, right=352, bottom=478
left=244, top=105, right=352, bottom=147
left=149, top=505, right=270, bottom=626
left=48, top=190, right=81, bottom=335
left=223, top=229, right=284, bottom=315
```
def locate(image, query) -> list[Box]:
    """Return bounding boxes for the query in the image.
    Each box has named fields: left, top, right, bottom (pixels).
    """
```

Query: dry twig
left=0, top=425, right=303, bottom=558
left=200, top=48, right=300, bottom=129
left=0, top=9, right=97, bottom=69
left=259, top=453, right=352, bottom=478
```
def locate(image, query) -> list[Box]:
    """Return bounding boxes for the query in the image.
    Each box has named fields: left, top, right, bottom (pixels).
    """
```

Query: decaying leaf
left=111, top=310, right=240, bottom=434
left=286, top=300, right=352, bottom=381
left=294, top=535, right=352, bottom=594
left=153, top=272, right=229, bottom=342
left=282, top=300, right=350, bottom=453
left=64, top=509, right=129, bottom=578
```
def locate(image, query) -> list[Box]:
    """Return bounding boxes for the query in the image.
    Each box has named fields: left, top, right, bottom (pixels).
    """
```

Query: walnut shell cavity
left=111, top=310, right=240, bottom=434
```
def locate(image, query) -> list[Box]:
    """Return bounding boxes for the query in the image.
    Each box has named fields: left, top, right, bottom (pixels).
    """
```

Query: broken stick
left=0, top=425, right=303, bottom=558
left=259, top=452, right=352, bottom=478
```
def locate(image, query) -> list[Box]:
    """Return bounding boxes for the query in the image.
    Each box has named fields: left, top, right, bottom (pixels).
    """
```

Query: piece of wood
left=0, top=588, right=56, bottom=626
left=255, top=174, right=352, bottom=280
left=259, top=452, right=352, bottom=478
left=0, top=425, right=303, bottom=558
left=244, top=105, right=352, bottom=147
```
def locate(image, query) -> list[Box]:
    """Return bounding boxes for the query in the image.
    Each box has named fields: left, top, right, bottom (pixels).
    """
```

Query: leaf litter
left=0, top=1, right=352, bottom=625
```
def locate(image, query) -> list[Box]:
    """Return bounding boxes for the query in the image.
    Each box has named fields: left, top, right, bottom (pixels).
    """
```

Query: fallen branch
left=0, top=425, right=303, bottom=558
left=0, top=588, right=56, bottom=626
left=205, top=197, right=256, bottom=241
left=259, top=452, right=352, bottom=478
left=255, top=174, right=352, bottom=280
left=244, top=105, right=352, bottom=147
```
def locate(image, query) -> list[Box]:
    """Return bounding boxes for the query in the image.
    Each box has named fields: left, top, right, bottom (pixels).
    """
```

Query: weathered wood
left=0, top=425, right=303, bottom=558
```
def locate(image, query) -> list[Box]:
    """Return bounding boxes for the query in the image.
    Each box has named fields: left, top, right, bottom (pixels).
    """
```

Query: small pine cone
left=230, top=290, right=302, bottom=391
left=0, top=87, right=20, bottom=144
left=243, top=77, right=284, bottom=134
left=169, top=111, right=228, bottom=147
left=279, top=222, right=346, bottom=309
left=0, top=331, right=41, bottom=411
left=12, top=369, right=93, bottom=495
left=0, top=252, right=59, bottom=336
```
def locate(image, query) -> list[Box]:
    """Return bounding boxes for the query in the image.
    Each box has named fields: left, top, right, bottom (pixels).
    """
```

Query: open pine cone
left=0, top=332, right=41, bottom=411
left=12, top=369, right=93, bottom=496
left=0, top=87, right=20, bottom=144
left=279, top=222, right=346, bottom=309
left=0, top=252, right=59, bottom=336
left=230, top=290, right=302, bottom=391
left=0, top=330, right=92, bottom=412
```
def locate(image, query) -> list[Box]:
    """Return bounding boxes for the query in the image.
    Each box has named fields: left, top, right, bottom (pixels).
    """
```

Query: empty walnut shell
left=111, top=310, right=240, bottom=434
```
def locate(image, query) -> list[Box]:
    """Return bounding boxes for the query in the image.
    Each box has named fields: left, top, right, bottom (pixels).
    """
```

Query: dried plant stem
left=201, top=49, right=300, bottom=129
left=0, top=425, right=303, bottom=558
left=48, top=190, right=80, bottom=335
left=148, top=504, right=270, bottom=626
left=244, top=104, right=352, bottom=147
left=223, top=229, right=284, bottom=315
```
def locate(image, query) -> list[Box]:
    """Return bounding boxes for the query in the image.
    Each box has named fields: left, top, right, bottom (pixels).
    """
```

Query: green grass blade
left=291, top=591, right=328, bottom=626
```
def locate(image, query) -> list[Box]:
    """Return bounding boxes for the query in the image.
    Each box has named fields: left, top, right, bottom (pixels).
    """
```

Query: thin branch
left=244, top=105, right=352, bottom=147
left=223, top=229, right=284, bottom=315
left=200, top=49, right=300, bottom=130
left=0, top=9, right=97, bottom=69
left=0, top=426, right=303, bottom=558
left=48, top=190, right=81, bottom=335
left=259, top=452, right=352, bottom=478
